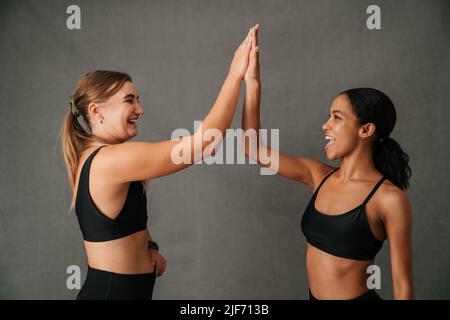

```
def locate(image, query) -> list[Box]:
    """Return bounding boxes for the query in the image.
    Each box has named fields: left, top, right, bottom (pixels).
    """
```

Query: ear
left=88, top=102, right=103, bottom=121
left=358, top=122, right=376, bottom=140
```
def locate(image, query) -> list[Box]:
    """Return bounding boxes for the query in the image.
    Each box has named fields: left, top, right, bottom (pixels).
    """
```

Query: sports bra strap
left=84, top=145, right=107, bottom=164
left=314, top=167, right=340, bottom=194
left=362, top=176, right=386, bottom=206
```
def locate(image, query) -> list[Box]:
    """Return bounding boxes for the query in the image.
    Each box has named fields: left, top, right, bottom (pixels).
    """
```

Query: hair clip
left=69, top=96, right=81, bottom=118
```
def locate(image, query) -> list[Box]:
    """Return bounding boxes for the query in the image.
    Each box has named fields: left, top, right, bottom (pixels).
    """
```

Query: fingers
left=246, top=24, right=259, bottom=56
left=245, top=27, right=253, bottom=42
left=239, top=24, right=259, bottom=50
left=247, top=46, right=259, bottom=76
left=155, top=256, right=167, bottom=277
left=252, top=24, right=259, bottom=47
left=250, top=35, right=259, bottom=62
left=248, top=25, right=259, bottom=63
left=244, top=33, right=253, bottom=55
left=154, top=259, right=161, bottom=277
left=249, top=46, right=256, bottom=62
left=160, top=258, right=167, bottom=276
left=239, top=27, right=253, bottom=49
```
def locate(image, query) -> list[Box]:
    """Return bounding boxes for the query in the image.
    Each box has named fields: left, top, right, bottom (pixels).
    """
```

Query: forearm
left=172, top=72, right=242, bottom=164
left=391, top=247, right=414, bottom=300
left=242, top=80, right=267, bottom=161
left=182, top=24, right=253, bottom=162
left=242, top=80, right=261, bottom=132
left=393, top=282, right=415, bottom=300
left=197, top=72, right=242, bottom=142
left=183, top=72, right=242, bottom=162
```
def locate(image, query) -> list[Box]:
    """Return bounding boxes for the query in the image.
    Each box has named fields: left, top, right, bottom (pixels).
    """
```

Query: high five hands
left=229, top=24, right=260, bottom=81
left=245, top=24, right=260, bottom=83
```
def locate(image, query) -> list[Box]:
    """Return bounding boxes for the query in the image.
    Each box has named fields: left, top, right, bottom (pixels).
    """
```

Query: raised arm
left=241, top=25, right=332, bottom=189
left=98, top=26, right=256, bottom=183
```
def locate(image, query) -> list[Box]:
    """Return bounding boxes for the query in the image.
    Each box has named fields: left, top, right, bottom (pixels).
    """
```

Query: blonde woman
left=61, top=25, right=258, bottom=300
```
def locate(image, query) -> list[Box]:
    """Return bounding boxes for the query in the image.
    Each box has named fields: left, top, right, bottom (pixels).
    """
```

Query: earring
left=100, top=117, right=104, bottom=124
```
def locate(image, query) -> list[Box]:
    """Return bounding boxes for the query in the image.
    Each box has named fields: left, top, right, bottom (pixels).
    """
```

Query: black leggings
left=309, top=289, right=382, bottom=300
left=76, top=266, right=156, bottom=300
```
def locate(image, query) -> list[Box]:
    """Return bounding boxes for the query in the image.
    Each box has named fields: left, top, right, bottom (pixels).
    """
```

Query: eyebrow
left=124, top=94, right=139, bottom=100
left=330, top=110, right=344, bottom=115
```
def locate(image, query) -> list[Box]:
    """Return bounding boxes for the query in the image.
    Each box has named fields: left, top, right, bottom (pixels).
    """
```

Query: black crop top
left=75, top=146, right=148, bottom=242
left=301, top=168, right=385, bottom=260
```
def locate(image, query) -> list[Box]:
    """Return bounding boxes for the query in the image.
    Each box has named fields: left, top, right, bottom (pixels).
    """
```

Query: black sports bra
left=75, top=146, right=148, bottom=242
left=301, top=168, right=385, bottom=260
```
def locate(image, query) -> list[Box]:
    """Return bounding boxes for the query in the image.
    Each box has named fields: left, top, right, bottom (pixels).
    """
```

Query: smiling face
left=322, top=94, right=375, bottom=160
left=89, top=81, right=144, bottom=143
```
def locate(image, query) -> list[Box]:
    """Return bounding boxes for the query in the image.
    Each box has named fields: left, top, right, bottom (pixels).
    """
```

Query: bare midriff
left=306, top=243, right=374, bottom=300
left=84, top=229, right=154, bottom=274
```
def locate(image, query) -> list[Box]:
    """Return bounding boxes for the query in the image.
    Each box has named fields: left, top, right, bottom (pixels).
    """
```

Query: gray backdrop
left=1, top=0, right=449, bottom=299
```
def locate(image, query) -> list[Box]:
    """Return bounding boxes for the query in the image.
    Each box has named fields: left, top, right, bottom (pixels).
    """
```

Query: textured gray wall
left=0, top=0, right=449, bottom=299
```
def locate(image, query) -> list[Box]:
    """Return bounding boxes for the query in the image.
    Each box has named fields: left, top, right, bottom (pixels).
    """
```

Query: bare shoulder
left=81, top=145, right=117, bottom=182
left=89, top=142, right=146, bottom=180
left=377, top=180, right=412, bottom=222
left=77, top=146, right=106, bottom=176
left=90, top=140, right=186, bottom=183
left=302, top=158, right=336, bottom=191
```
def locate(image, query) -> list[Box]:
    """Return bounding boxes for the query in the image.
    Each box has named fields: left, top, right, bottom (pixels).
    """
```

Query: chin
left=325, top=150, right=338, bottom=161
left=127, top=130, right=138, bottom=138
left=121, top=134, right=137, bottom=142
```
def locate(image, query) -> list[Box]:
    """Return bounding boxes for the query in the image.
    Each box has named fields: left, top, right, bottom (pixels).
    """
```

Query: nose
left=322, top=118, right=331, bottom=133
left=135, top=102, right=144, bottom=116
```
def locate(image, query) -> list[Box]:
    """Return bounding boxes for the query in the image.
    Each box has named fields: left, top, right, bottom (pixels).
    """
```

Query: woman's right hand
left=228, top=25, right=256, bottom=80
left=245, top=24, right=260, bottom=83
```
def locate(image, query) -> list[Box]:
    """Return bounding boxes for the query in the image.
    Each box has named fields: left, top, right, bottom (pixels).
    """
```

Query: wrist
left=227, top=70, right=244, bottom=83
left=245, top=78, right=261, bottom=87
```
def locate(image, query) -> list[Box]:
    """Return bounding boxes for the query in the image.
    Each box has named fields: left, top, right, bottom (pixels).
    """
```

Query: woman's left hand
left=244, top=24, right=260, bottom=83
left=149, top=249, right=167, bottom=277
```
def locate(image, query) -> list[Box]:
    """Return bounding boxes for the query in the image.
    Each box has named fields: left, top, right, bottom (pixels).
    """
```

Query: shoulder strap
left=75, top=145, right=107, bottom=206
left=88, top=145, right=106, bottom=160
left=313, top=167, right=339, bottom=195
left=362, top=176, right=386, bottom=206
left=80, top=145, right=107, bottom=177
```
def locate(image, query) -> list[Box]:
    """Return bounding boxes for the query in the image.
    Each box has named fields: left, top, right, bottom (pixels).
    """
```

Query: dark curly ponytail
left=342, top=88, right=412, bottom=190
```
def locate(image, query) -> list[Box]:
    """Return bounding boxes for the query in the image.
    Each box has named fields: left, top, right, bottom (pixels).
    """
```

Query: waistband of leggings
left=87, top=265, right=156, bottom=278
left=309, top=289, right=380, bottom=300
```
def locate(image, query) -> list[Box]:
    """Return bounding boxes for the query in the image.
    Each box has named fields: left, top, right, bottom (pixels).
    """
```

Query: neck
left=90, top=131, right=123, bottom=146
left=337, top=144, right=379, bottom=182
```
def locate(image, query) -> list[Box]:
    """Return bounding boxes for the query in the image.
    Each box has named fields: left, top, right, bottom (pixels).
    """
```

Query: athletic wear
left=75, top=146, right=148, bottom=242
left=301, top=168, right=385, bottom=260
left=76, top=266, right=156, bottom=300
left=309, top=289, right=382, bottom=300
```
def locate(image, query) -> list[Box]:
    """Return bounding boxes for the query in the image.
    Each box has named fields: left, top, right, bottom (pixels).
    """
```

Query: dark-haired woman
left=242, top=26, right=414, bottom=300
